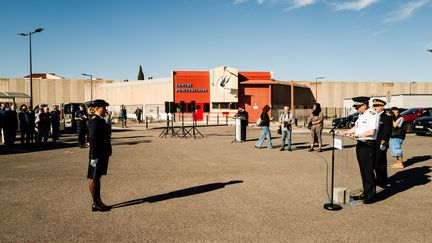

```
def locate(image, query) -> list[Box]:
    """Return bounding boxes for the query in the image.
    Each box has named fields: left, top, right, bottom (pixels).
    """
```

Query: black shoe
left=363, top=197, right=377, bottom=204
left=352, top=194, right=365, bottom=201
left=287, top=148, right=293, bottom=151
left=280, top=148, right=285, bottom=151
left=92, top=204, right=111, bottom=212
left=308, top=147, right=314, bottom=152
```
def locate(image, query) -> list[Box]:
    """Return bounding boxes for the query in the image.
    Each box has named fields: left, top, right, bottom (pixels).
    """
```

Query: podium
left=324, top=134, right=360, bottom=210
left=235, top=118, right=241, bottom=142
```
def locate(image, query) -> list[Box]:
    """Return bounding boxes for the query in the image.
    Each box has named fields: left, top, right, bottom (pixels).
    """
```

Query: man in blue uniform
left=87, top=99, right=112, bottom=212
left=338, top=97, right=379, bottom=204
left=75, top=104, right=88, bottom=148
left=373, top=99, right=393, bottom=187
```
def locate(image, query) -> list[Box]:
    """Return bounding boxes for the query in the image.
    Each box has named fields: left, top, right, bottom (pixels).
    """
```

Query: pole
left=90, top=75, right=93, bottom=101
left=323, top=129, right=343, bottom=211
left=29, top=32, right=33, bottom=108
left=315, top=77, right=317, bottom=102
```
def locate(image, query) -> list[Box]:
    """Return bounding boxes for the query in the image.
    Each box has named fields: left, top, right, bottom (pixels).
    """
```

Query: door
left=195, top=103, right=204, bottom=121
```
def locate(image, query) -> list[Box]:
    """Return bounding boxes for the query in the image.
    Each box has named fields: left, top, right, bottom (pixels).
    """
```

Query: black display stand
left=185, top=111, right=203, bottom=139
left=323, top=123, right=343, bottom=211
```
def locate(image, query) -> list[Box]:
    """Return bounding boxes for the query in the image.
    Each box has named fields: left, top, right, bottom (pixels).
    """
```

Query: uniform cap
left=89, top=99, right=109, bottom=107
left=352, top=96, right=370, bottom=107
left=372, top=98, right=386, bottom=107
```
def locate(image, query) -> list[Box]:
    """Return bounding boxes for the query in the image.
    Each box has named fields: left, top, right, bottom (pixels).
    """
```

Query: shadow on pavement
left=111, top=135, right=153, bottom=140
left=404, top=155, right=432, bottom=167
left=375, top=166, right=431, bottom=202
left=111, top=140, right=152, bottom=146
left=111, top=180, right=243, bottom=209
left=0, top=142, right=79, bottom=155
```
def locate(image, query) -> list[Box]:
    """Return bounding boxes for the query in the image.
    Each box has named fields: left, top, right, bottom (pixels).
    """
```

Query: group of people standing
left=0, top=102, right=61, bottom=146
left=338, top=97, right=405, bottom=204
left=254, top=105, right=294, bottom=151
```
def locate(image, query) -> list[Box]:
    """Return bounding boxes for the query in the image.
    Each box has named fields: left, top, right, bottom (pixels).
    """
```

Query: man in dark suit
left=18, top=105, right=32, bottom=145
left=373, top=99, right=393, bottom=187
left=87, top=99, right=112, bottom=212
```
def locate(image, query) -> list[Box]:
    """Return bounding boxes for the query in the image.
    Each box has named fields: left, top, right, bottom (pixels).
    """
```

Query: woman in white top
left=279, top=106, right=293, bottom=151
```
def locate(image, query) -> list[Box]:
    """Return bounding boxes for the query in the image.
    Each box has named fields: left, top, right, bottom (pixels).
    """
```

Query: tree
left=137, top=65, right=144, bottom=80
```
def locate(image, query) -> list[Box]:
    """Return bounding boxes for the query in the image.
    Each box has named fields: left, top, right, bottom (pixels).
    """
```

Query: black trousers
left=374, top=146, right=388, bottom=186
left=77, top=125, right=88, bottom=146
left=20, top=128, right=31, bottom=145
left=356, top=140, right=376, bottom=198
left=240, top=121, right=247, bottom=141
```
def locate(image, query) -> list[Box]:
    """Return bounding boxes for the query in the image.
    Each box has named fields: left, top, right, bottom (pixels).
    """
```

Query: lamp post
left=81, top=73, right=93, bottom=101
left=315, top=76, right=325, bottom=102
left=18, top=28, right=44, bottom=109
left=409, top=82, right=416, bottom=95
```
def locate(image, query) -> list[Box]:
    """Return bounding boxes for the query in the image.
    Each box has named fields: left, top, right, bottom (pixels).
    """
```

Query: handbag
left=307, top=121, right=312, bottom=129
left=277, top=125, right=282, bottom=135
left=256, top=118, right=262, bottom=127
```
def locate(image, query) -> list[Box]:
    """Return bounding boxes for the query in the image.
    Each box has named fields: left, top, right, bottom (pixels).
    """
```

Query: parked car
left=332, top=112, right=359, bottom=128
left=412, top=116, right=432, bottom=135
left=401, top=108, right=432, bottom=132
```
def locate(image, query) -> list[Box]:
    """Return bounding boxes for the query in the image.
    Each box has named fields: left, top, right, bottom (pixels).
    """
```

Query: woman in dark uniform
left=87, top=99, right=112, bottom=212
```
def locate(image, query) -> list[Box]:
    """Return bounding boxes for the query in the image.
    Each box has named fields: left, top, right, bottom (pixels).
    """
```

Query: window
left=212, top=102, right=238, bottom=110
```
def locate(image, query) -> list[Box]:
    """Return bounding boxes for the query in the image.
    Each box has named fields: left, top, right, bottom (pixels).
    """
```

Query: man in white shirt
left=337, top=96, right=379, bottom=204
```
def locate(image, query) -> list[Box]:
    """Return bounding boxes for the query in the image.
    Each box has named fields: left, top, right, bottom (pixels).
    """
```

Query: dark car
left=412, top=116, right=432, bottom=135
left=401, top=108, right=432, bottom=132
left=332, top=112, right=359, bottom=128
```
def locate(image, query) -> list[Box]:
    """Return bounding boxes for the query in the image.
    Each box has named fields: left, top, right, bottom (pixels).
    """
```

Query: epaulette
left=369, top=110, right=376, bottom=115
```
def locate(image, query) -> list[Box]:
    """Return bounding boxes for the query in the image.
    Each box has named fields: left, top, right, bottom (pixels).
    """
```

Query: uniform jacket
left=89, top=115, right=112, bottom=160
left=376, top=111, right=393, bottom=144
left=19, top=111, right=31, bottom=130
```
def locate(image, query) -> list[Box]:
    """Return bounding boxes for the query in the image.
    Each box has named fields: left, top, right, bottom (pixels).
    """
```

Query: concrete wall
left=0, top=78, right=116, bottom=106
left=297, top=81, right=432, bottom=108
left=94, top=78, right=172, bottom=106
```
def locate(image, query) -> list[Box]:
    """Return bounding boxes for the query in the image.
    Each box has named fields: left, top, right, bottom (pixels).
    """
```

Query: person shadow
left=110, top=180, right=243, bottom=209
left=375, top=166, right=431, bottom=202
left=403, top=155, right=432, bottom=168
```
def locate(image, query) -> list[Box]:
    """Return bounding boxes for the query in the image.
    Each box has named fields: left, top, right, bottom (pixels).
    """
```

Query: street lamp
left=409, top=82, right=416, bottom=95
left=81, top=73, right=93, bottom=101
left=315, top=76, right=325, bottom=102
left=18, top=28, right=44, bottom=109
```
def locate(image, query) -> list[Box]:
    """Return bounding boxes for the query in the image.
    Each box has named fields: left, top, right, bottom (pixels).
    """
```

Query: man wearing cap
left=87, top=99, right=112, bottom=212
left=337, top=97, right=379, bottom=204
left=373, top=99, right=393, bottom=187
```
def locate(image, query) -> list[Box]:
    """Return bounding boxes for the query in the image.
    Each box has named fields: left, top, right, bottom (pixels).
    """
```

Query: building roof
left=24, top=73, right=65, bottom=79
left=0, top=92, right=30, bottom=99
left=240, top=80, right=309, bottom=88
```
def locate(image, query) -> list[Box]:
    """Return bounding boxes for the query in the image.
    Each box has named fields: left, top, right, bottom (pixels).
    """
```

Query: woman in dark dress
left=87, top=99, right=112, bottom=212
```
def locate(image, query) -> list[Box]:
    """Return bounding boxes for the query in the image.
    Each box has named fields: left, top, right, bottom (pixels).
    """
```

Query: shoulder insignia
left=369, top=110, right=376, bottom=115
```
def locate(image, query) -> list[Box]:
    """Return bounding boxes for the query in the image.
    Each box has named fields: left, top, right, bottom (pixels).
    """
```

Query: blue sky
left=1, top=0, right=431, bottom=82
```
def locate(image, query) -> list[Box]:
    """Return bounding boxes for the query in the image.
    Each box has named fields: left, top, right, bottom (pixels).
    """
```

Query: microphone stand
left=324, top=121, right=343, bottom=211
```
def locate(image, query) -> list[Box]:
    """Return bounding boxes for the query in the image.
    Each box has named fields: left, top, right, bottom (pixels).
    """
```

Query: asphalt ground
left=1, top=125, right=431, bottom=242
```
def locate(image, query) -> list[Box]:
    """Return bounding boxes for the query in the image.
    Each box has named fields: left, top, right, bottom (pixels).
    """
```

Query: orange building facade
left=172, top=67, right=291, bottom=122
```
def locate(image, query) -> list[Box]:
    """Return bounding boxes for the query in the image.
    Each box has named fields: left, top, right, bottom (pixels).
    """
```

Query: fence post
left=206, top=114, right=209, bottom=126
left=217, top=114, right=219, bottom=125
left=145, top=116, right=148, bottom=129
left=226, top=115, right=228, bottom=126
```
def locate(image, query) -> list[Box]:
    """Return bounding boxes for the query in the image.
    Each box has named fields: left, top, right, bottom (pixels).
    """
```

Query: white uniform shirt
left=355, top=108, right=379, bottom=140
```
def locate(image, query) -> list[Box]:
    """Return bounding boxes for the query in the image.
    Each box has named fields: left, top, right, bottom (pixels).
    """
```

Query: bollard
left=226, top=115, right=228, bottom=126
left=145, top=116, right=148, bottom=130
left=206, top=114, right=209, bottom=126
left=217, top=114, right=219, bottom=125
left=295, top=118, right=298, bottom=126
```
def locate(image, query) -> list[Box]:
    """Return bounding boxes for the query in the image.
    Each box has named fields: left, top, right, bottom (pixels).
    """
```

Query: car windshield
left=401, top=108, right=418, bottom=115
